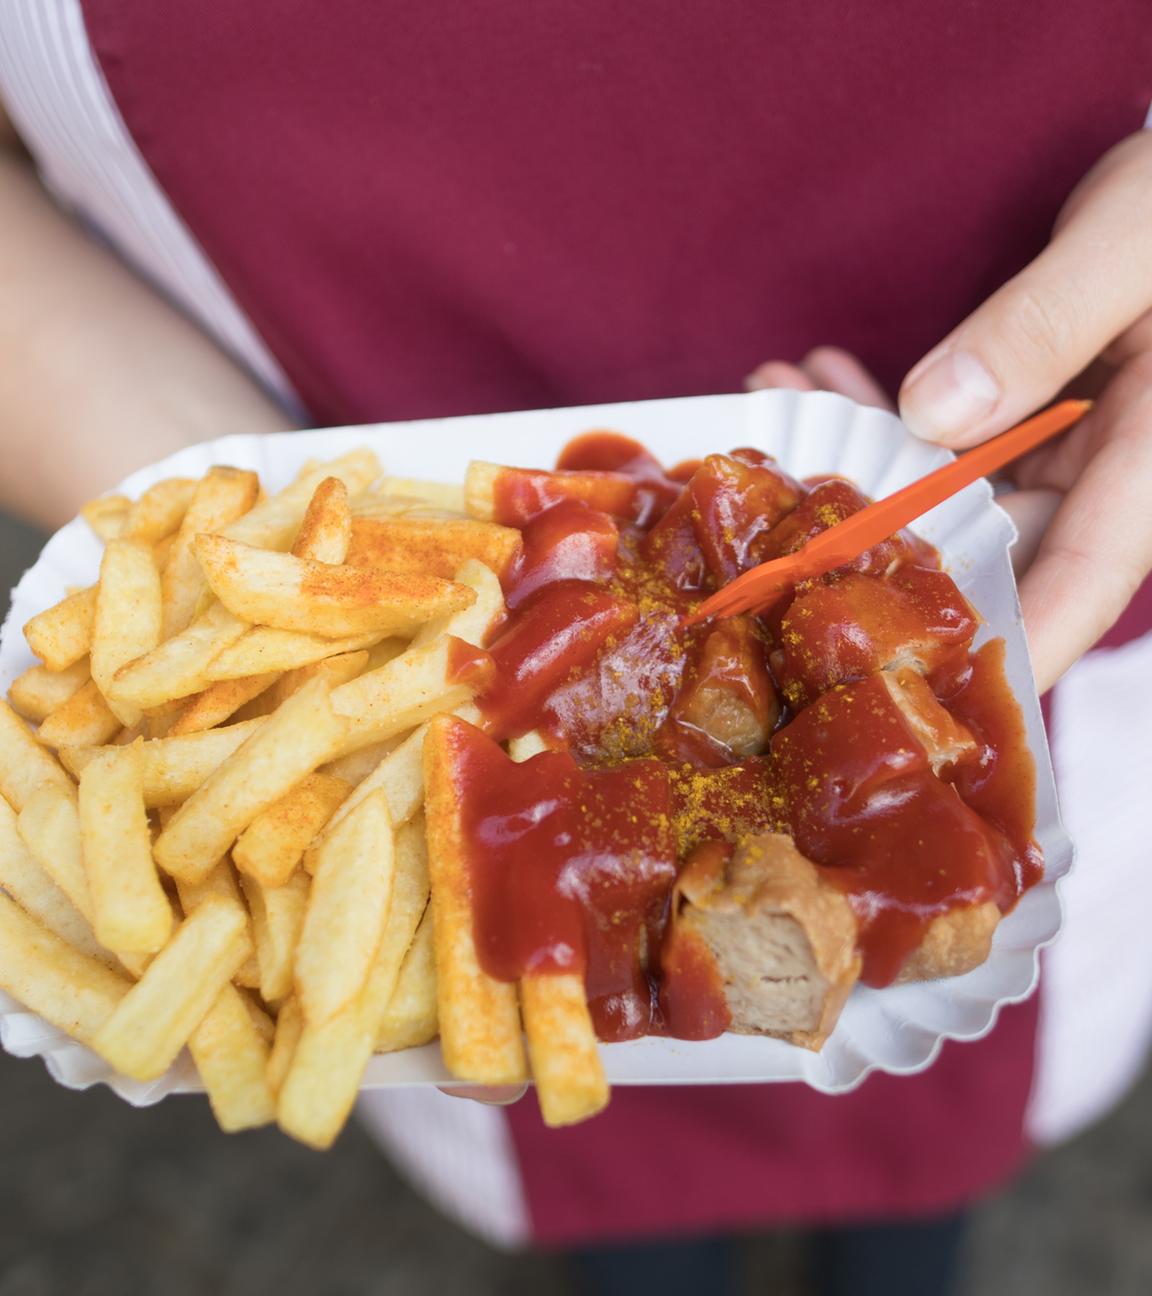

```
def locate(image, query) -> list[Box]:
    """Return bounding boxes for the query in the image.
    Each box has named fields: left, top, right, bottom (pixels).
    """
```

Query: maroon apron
left=82, top=0, right=1152, bottom=1245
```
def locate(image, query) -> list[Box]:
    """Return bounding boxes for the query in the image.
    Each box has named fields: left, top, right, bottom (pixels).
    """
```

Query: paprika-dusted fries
left=423, top=714, right=527, bottom=1086
left=0, top=445, right=616, bottom=1146
left=78, top=743, right=173, bottom=955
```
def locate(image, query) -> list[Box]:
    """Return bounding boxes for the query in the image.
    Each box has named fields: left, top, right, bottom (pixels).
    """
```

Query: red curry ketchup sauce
left=452, top=433, right=1041, bottom=1036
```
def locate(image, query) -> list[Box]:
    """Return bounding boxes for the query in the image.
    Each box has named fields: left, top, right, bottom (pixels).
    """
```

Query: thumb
left=899, top=132, right=1152, bottom=447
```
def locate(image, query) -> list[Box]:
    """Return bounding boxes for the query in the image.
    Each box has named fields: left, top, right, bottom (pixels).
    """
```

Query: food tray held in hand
left=0, top=390, right=1073, bottom=1106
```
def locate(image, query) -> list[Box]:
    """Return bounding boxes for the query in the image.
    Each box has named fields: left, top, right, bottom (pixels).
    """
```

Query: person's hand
left=748, top=130, right=1152, bottom=693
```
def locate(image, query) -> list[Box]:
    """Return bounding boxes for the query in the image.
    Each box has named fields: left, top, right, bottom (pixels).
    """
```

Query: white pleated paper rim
left=0, top=390, right=1073, bottom=1105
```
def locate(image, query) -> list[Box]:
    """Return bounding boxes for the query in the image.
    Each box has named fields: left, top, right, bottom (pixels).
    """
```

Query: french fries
left=7, top=657, right=90, bottom=723
left=204, top=627, right=381, bottom=682
left=154, top=679, right=346, bottom=881
left=222, top=449, right=381, bottom=549
left=331, top=639, right=479, bottom=751
left=520, top=974, right=608, bottom=1127
left=169, top=673, right=279, bottom=735
left=423, top=715, right=526, bottom=1085
left=195, top=534, right=474, bottom=638
left=294, top=791, right=395, bottom=1025
left=62, top=719, right=262, bottom=804
left=376, top=906, right=438, bottom=1052
left=347, top=516, right=521, bottom=580
left=0, top=797, right=107, bottom=964
left=37, top=679, right=121, bottom=749
left=78, top=744, right=173, bottom=955
left=188, top=984, right=276, bottom=1131
left=292, top=476, right=352, bottom=564
left=0, top=446, right=623, bottom=1146
left=242, top=869, right=310, bottom=1003
left=0, top=699, right=75, bottom=810
left=277, top=819, right=430, bottom=1148
left=91, top=539, right=162, bottom=726
left=92, top=897, right=251, bottom=1081
left=110, top=601, right=249, bottom=710
left=81, top=494, right=131, bottom=541
left=17, top=783, right=93, bottom=922
left=505, top=730, right=607, bottom=1125
left=24, top=586, right=97, bottom=671
left=0, top=893, right=132, bottom=1046
left=120, top=477, right=198, bottom=543
left=174, top=857, right=260, bottom=989
left=233, top=772, right=351, bottom=887
left=161, top=466, right=261, bottom=638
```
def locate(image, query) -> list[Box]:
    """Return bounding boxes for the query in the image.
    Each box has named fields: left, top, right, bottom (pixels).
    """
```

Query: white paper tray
left=0, top=389, right=1073, bottom=1104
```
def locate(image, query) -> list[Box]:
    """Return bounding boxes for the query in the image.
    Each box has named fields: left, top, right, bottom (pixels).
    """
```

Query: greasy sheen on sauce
left=448, top=433, right=1041, bottom=1041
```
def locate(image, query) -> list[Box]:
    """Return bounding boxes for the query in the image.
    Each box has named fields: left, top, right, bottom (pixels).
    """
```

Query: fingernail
left=744, top=367, right=771, bottom=391
left=900, top=350, right=1000, bottom=443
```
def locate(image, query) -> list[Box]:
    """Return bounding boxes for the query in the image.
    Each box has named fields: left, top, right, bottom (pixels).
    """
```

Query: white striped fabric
left=0, top=0, right=301, bottom=418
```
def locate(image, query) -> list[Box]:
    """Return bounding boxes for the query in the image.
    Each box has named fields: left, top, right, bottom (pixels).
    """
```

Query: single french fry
left=242, top=869, right=310, bottom=1003
left=110, top=601, right=249, bottom=710
left=295, top=791, right=394, bottom=1025
left=188, top=983, right=277, bottom=1131
left=174, top=857, right=261, bottom=989
left=376, top=907, right=438, bottom=1052
left=359, top=477, right=466, bottom=515
left=317, top=739, right=400, bottom=790
left=233, top=772, right=351, bottom=888
left=154, top=679, right=347, bottom=882
left=204, top=627, right=382, bottom=682
left=78, top=744, right=172, bottom=954
left=91, top=539, right=162, bottom=726
left=24, top=586, right=97, bottom=672
left=423, top=715, right=526, bottom=1084
left=151, top=532, right=178, bottom=571
left=195, top=534, right=474, bottom=639
left=275, top=1004, right=369, bottom=1148
left=0, top=797, right=109, bottom=965
left=142, top=700, right=183, bottom=739
left=37, top=680, right=120, bottom=749
left=502, top=732, right=606, bottom=1123
left=61, top=719, right=261, bottom=805
left=465, top=460, right=636, bottom=522
left=121, top=478, right=198, bottom=543
left=463, top=462, right=503, bottom=521
left=169, top=672, right=279, bottom=736
left=330, top=640, right=477, bottom=752
left=324, top=703, right=478, bottom=842
left=0, top=699, right=76, bottom=811
left=364, top=815, right=431, bottom=1011
left=17, top=784, right=92, bottom=922
left=91, top=897, right=250, bottom=1081
left=240, top=989, right=275, bottom=1043
left=347, top=517, right=520, bottom=580
left=222, top=449, right=381, bottom=550
left=160, top=466, right=261, bottom=638
left=264, top=649, right=371, bottom=710
left=412, top=559, right=505, bottom=648
left=8, top=658, right=90, bottom=723
left=80, top=494, right=131, bottom=541
left=266, top=995, right=303, bottom=1098
left=363, top=638, right=407, bottom=672
left=507, top=730, right=551, bottom=762
left=0, top=893, right=132, bottom=1046
left=277, top=819, right=431, bottom=1148
left=292, top=477, right=352, bottom=564
left=520, top=973, right=609, bottom=1127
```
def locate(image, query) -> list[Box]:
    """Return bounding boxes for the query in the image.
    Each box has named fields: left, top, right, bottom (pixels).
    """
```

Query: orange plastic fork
left=688, top=398, right=1092, bottom=624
